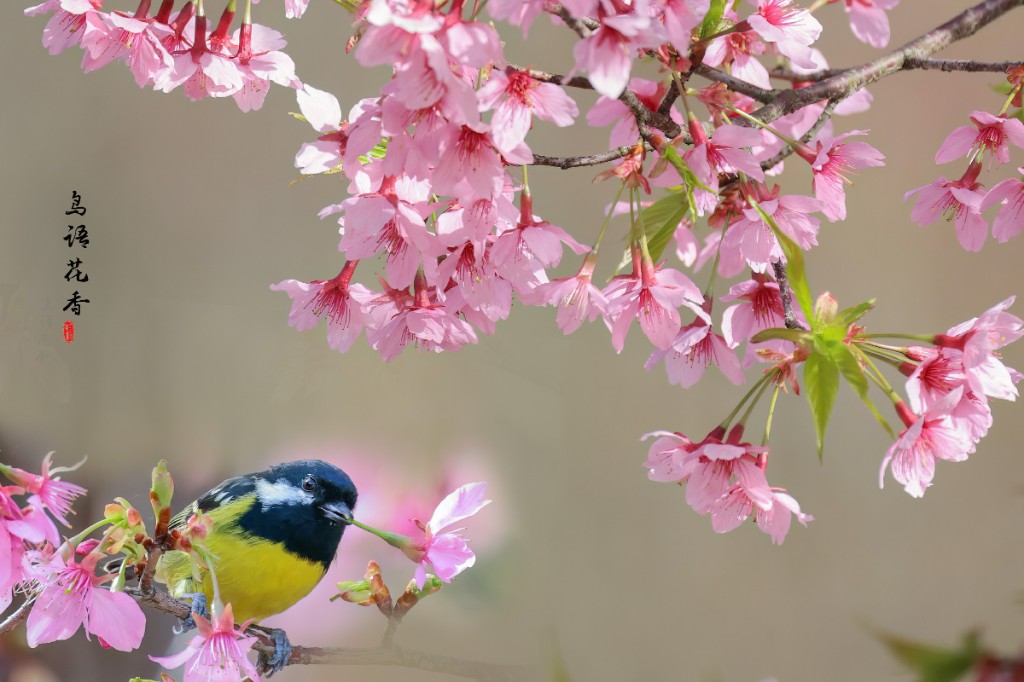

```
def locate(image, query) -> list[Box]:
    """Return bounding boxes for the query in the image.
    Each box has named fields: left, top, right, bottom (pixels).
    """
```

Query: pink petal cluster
left=26, top=550, right=146, bottom=651
left=401, top=482, right=492, bottom=589
left=880, top=298, right=1023, bottom=497
left=26, top=0, right=300, bottom=111
left=643, top=428, right=812, bottom=543
left=151, top=603, right=261, bottom=682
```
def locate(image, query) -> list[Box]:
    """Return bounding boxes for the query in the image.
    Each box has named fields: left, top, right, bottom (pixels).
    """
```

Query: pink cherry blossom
left=294, top=84, right=350, bottom=174
left=151, top=603, right=261, bottom=682
left=489, top=191, right=589, bottom=276
left=227, top=24, right=300, bottom=112
left=488, top=0, right=547, bottom=35
left=432, top=124, right=511, bottom=203
left=604, top=260, right=707, bottom=352
left=270, top=263, right=371, bottom=352
left=534, top=260, right=609, bottom=334
left=477, top=69, right=578, bottom=155
left=365, top=277, right=478, bottom=361
left=704, top=29, right=770, bottom=89
left=659, top=0, right=709, bottom=53
left=686, top=437, right=773, bottom=515
left=842, top=0, right=899, bottom=48
left=980, top=170, right=1024, bottom=243
left=27, top=0, right=105, bottom=57
left=720, top=273, right=785, bottom=346
left=26, top=550, right=146, bottom=651
left=79, top=11, right=174, bottom=87
left=754, top=489, right=813, bottom=544
left=940, top=296, right=1024, bottom=370
left=572, top=5, right=658, bottom=99
left=642, top=430, right=703, bottom=482
left=935, top=111, right=1024, bottom=167
left=2, top=453, right=86, bottom=528
left=807, top=130, right=885, bottom=221
left=155, top=15, right=243, bottom=100
left=879, top=398, right=974, bottom=498
left=646, top=315, right=745, bottom=388
left=404, top=482, right=491, bottom=589
left=746, top=0, right=822, bottom=68
left=587, top=79, right=670, bottom=150
left=684, top=123, right=766, bottom=192
left=723, top=190, right=824, bottom=271
left=285, top=0, right=310, bottom=18
left=904, top=162, right=988, bottom=251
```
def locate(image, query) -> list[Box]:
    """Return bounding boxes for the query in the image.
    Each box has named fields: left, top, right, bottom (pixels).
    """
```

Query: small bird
left=156, top=460, right=357, bottom=673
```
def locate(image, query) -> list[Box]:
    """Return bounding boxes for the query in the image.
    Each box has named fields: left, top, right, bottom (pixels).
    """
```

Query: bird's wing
left=169, top=475, right=257, bottom=531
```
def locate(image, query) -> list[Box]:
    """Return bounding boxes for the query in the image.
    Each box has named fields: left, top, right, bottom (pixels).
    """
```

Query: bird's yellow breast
left=159, top=494, right=329, bottom=623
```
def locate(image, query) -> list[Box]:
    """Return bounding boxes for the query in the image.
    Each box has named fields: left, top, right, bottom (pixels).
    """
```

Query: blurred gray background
left=2, top=1, right=1023, bottom=680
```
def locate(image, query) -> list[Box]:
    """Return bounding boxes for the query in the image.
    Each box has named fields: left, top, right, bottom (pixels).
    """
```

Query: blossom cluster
left=273, top=0, right=898, bottom=363
left=879, top=297, right=1023, bottom=498
left=645, top=426, right=812, bottom=544
left=0, top=454, right=147, bottom=651
left=26, top=0, right=300, bottom=111
left=907, top=95, right=1024, bottom=251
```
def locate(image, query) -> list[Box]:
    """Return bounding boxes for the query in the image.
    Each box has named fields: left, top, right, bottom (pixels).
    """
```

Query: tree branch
left=772, top=261, right=803, bottom=330
left=510, top=65, right=593, bottom=90
left=0, top=599, right=32, bottom=637
left=758, top=99, right=839, bottom=173
left=694, top=65, right=779, bottom=103
left=771, top=58, right=1024, bottom=82
left=126, top=585, right=534, bottom=681
left=751, top=0, right=1024, bottom=125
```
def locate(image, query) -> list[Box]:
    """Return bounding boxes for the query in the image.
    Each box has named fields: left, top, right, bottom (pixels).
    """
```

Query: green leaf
left=803, top=351, right=839, bottom=461
left=750, top=327, right=808, bottom=344
left=699, top=0, right=727, bottom=40
left=878, top=630, right=981, bottom=682
left=640, top=192, right=689, bottom=263
left=838, top=299, right=876, bottom=326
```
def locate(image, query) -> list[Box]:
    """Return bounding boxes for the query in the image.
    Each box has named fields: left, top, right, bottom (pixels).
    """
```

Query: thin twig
left=127, top=585, right=535, bottom=681
left=771, top=58, right=1024, bottom=82
left=750, top=0, right=1024, bottom=125
left=694, top=65, right=779, bottom=103
left=511, top=65, right=594, bottom=90
left=530, top=146, right=643, bottom=169
left=772, top=261, right=803, bottom=330
left=0, top=599, right=32, bottom=636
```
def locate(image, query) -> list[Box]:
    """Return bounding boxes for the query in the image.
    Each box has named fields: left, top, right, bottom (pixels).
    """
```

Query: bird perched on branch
left=156, top=459, right=358, bottom=674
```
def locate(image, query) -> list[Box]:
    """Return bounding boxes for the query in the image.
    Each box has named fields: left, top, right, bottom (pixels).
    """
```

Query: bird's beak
left=319, top=501, right=353, bottom=526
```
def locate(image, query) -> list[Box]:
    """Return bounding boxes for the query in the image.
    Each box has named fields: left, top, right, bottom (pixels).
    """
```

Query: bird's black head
left=238, top=460, right=358, bottom=569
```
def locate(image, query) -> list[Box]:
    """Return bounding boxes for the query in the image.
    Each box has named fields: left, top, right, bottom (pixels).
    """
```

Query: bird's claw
left=172, top=592, right=209, bottom=634
left=256, top=627, right=292, bottom=677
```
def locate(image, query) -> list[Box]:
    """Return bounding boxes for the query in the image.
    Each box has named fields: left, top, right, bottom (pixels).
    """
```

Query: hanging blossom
left=879, top=298, right=1023, bottom=497
left=151, top=603, right=261, bottom=682
left=25, top=0, right=301, bottom=111
left=905, top=160, right=988, bottom=252
left=797, top=129, right=885, bottom=222
left=643, top=428, right=812, bottom=543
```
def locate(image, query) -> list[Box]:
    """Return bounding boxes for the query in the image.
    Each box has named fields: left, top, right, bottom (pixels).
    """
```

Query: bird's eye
left=301, top=475, right=317, bottom=492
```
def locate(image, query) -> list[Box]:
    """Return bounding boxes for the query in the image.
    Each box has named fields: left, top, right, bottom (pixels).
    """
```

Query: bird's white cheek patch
left=256, top=478, right=314, bottom=510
